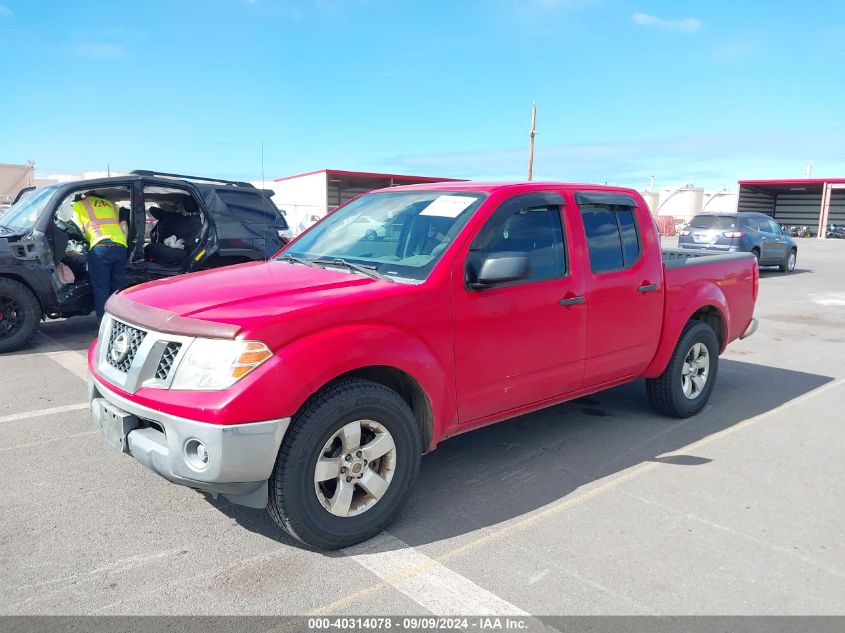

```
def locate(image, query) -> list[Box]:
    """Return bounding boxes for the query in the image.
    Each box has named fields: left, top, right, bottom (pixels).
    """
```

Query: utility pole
left=527, top=102, right=537, bottom=181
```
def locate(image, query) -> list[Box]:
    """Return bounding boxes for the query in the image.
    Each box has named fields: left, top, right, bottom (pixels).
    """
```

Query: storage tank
left=641, top=191, right=660, bottom=216
left=657, top=186, right=704, bottom=222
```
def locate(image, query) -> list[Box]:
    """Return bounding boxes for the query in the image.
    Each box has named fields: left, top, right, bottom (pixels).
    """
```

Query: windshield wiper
left=278, top=253, right=317, bottom=267
left=313, top=258, right=394, bottom=282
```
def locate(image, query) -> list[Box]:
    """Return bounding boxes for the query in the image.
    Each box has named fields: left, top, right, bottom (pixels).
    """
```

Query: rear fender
left=271, top=325, right=453, bottom=448
left=643, top=281, right=730, bottom=378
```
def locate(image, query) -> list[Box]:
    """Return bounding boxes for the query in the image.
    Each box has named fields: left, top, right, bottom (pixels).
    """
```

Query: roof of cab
left=377, top=181, right=641, bottom=195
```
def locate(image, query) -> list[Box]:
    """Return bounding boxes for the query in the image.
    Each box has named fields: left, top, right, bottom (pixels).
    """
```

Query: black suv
left=678, top=212, right=797, bottom=273
left=0, top=170, right=291, bottom=352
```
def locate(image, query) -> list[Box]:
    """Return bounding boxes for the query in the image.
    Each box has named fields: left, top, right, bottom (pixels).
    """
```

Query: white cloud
left=632, top=12, right=703, bottom=32
left=73, top=43, right=127, bottom=60
left=0, top=4, right=13, bottom=17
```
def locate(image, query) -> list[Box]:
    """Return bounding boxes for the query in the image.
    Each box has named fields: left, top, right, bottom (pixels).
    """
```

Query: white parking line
left=339, top=532, right=528, bottom=616
left=34, top=333, right=89, bottom=381
left=0, top=402, right=89, bottom=425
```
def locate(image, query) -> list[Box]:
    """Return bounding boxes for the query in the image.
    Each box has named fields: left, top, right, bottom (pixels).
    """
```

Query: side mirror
left=468, top=251, right=530, bottom=290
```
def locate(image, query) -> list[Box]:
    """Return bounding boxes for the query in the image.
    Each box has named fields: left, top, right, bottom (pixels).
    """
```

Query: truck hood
left=120, top=260, right=384, bottom=324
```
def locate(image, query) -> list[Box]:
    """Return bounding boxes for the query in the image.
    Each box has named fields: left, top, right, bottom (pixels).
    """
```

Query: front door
left=452, top=192, right=587, bottom=423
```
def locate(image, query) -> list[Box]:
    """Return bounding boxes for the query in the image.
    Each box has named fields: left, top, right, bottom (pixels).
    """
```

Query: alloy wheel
left=314, top=419, right=397, bottom=517
left=681, top=342, right=710, bottom=400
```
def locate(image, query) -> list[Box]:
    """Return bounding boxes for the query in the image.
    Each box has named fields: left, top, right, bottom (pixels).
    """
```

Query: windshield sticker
left=419, top=195, right=477, bottom=218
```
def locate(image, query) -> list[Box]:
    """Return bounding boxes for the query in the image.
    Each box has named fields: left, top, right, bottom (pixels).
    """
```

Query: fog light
left=185, top=438, right=209, bottom=470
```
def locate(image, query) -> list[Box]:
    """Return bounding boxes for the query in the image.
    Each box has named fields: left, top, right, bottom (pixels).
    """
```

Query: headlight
left=170, top=339, right=273, bottom=391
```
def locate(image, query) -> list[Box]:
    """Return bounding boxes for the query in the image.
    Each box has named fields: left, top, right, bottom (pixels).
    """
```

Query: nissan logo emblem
left=110, top=332, right=130, bottom=363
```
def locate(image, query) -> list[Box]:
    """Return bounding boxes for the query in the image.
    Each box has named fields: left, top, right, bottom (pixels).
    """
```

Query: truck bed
left=657, top=248, right=757, bottom=356
left=661, top=248, right=755, bottom=268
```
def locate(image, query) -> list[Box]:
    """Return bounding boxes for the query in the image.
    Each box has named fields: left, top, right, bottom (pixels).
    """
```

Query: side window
left=217, top=189, right=291, bottom=235
left=767, top=219, right=782, bottom=235
left=472, top=205, right=566, bottom=283
left=617, top=208, right=640, bottom=264
left=757, top=217, right=774, bottom=233
left=580, top=204, right=642, bottom=273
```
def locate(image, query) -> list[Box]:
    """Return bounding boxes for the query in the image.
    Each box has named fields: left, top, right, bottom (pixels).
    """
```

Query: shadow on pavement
left=3, top=315, right=99, bottom=357
left=198, top=360, right=836, bottom=552
left=759, top=267, right=812, bottom=277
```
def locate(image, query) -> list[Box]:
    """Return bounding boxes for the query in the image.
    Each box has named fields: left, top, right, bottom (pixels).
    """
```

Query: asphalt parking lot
left=1, top=239, right=844, bottom=618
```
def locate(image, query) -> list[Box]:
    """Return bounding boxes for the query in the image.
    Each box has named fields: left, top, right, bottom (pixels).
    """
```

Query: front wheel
left=267, top=378, right=421, bottom=549
left=0, top=278, right=41, bottom=353
left=646, top=321, right=719, bottom=418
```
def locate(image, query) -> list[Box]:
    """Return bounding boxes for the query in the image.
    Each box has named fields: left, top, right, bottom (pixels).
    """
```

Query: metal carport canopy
left=737, top=178, right=845, bottom=239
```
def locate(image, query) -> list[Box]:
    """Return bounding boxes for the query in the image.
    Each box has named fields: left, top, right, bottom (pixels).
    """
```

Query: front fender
left=643, top=281, right=730, bottom=378
left=270, top=324, right=454, bottom=447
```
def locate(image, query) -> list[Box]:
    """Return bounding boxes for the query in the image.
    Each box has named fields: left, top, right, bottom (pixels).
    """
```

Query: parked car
left=0, top=170, right=291, bottom=352
left=296, top=213, right=323, bottom=236
left=88, top=182, right=758, bottom=549
left=678, top=212, right=797, bottom=273
left=334, top=215, right=387, bottom=240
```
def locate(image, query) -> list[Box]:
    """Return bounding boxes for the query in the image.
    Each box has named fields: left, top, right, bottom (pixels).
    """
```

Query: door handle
left=559, top=295, right=585, bottom=306
left=637, top=284, right=658, bottom=293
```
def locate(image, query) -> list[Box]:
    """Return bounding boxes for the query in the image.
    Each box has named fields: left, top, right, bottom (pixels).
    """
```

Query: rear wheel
left=364, top=229, right=377, bottom=241
left=779, top=249, right=796, bottom=273
left=646, top=321, right=719, bottom=418
left=267, top=378, right=421, bottom=549
left=751, top=247, right=761, bottom=265
left=0, top=278, right=41, bottom=353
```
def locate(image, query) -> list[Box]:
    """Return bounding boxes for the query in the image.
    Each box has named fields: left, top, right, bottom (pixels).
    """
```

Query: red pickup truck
left=88, top=182, right=758, bottom=549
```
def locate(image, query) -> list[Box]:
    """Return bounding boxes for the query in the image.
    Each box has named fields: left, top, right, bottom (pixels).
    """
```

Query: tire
left=267, top=378, right=422, bottom=550
left=779, top=249, right=797, bottom=273
left=364, top=229, right=377, bottom=241
left=750, top=248, right=760, bottom=265
left=646, top=321, right=719, bottom=418
left=0, top=278, right=41, bottom=353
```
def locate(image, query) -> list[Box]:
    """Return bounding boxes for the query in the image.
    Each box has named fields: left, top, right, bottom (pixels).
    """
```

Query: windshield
left=280, top=190, right=487, bottom=282
left=690, top=215, right=738, bottom=230
left=0, top=186, right=59, bottom=232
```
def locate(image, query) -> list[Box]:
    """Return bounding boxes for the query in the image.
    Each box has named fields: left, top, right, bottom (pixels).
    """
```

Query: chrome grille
left=155, top=342, right=182, bottom=380
left=106, top=320, right=146, bottom=373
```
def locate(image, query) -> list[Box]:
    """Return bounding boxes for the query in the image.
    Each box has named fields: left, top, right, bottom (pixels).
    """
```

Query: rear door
left=763, top=217, right=789, bottom=262
left=748, top=215, right=780, bottom=264
left=451, top=192, right=587, bottom=423
left=574, top=192, right=664, bottom=387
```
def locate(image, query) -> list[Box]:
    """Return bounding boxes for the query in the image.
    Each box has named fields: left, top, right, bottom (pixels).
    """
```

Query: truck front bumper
left=89, top=375, right=289, bottom=508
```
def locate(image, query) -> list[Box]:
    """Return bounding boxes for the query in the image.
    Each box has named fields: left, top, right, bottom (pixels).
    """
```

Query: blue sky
left=1, top=0, right=844, bottom=190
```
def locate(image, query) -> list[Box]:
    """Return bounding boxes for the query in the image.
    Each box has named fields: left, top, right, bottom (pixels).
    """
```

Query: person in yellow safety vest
left=70, top=193, right=130, bottom=322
